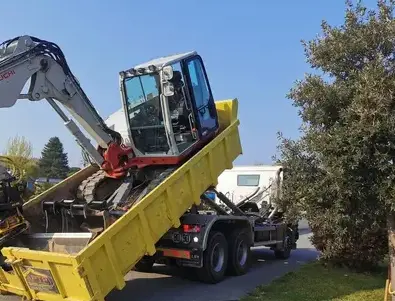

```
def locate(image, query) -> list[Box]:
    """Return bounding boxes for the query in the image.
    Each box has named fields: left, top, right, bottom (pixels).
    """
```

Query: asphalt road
left=0, top=220, right=318, bottom=301
left=107, top=220, right=317, bottom=301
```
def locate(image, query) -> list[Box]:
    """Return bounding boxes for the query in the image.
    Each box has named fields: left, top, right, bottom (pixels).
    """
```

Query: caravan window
left=237, top=174, right=260, bottom=186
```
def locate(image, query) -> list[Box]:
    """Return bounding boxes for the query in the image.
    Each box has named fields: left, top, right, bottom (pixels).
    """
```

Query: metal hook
left=83, top=204, right=88, bottom=220
left=52, top=200, right=57, bottom=215
left=44, top=210, right=49, bottom=233
left=70, top=203, right=74, bottom=218
left=61, top=209, right=64, bottom=233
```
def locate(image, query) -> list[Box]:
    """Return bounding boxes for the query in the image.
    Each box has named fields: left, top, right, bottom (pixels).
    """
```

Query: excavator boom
left=0, top=36, right=122, bottom=165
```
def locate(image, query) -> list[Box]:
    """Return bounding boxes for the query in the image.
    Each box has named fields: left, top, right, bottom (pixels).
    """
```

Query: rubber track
left=142, top=168, right=177, bottom=199
left=118, top=167, right=177, bottom=210
left=76, top=169, right=108, bottom=204
left=77, top=167, right=177, bottom=208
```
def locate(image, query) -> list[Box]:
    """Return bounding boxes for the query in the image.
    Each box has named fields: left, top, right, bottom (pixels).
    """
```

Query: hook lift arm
left=0, top=35, right=125, bottom=168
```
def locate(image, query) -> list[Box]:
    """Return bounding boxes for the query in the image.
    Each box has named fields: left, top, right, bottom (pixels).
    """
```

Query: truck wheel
left=134, top=256, right=155, bottom=273
left=274, top=232, right=292, bottom=260
left=227, top=229, right=251, bottom=276
left=197, top=231, right=228, bottom=284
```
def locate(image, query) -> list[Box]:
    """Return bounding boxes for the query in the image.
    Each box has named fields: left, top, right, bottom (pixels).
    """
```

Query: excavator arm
left=0, top=35, right=123, bottom=166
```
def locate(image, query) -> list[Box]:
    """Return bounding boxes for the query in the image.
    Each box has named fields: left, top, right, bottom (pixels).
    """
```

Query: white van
left=215, top=165, right=283, bottom=214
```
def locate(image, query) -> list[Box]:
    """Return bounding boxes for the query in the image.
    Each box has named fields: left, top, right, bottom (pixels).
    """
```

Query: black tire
left=227, top=229, right=251, bottom=276
left=197, top=231, right=228, bottom=284
left=274, top=232, right=292, bottom=260
left=134, top=256, right=155, bottom=273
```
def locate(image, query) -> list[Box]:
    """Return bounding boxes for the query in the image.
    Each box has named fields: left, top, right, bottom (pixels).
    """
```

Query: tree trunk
left=388, top=211, right=395, bottom=301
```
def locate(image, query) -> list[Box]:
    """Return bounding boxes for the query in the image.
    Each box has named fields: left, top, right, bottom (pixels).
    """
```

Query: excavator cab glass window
left=121, top=53, right=219, bottom=159
left=124, top=73, right=169, bottom=155
left=183, top=56, right=219, bottom=139
left=166, top=62, right=197, bottom=153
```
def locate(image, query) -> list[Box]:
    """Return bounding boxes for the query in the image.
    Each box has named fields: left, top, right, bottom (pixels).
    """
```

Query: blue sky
left=0, top=0, right=378, bottom=167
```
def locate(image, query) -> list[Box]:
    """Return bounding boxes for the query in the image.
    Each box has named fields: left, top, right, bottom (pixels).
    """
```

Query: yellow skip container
left=0, top=99, right=242, bottom=301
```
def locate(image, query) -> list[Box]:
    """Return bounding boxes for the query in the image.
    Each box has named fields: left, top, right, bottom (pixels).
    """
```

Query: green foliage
left=276, top=0, right=395, bottom=270
left=241, top=261, right=386, bottom=301
left=2, top=136, right=39, bottom=182
left=0, top=136, right=39, bottom=201
left=67, top=167, right=81, bottom=177
left=4, top=136, right=33, bottom=158
left=80, top=148, right=93, bottom=167
left=31, top=182, right=55, bottom=198
left=38, top=137, right=69, bottom=180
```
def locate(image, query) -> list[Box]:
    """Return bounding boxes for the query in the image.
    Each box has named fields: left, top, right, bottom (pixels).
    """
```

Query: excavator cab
left=119, top=52, right=219, bottom=165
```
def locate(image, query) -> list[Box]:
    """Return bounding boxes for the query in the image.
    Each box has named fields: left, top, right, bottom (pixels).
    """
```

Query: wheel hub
left=284, top=235, right=292, bottom=250
left=211, top=242, right=225, bottom=273
left=236, top=240, right=248, bottom=266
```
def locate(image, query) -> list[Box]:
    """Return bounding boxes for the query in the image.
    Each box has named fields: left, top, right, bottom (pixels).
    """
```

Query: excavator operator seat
left=119, top=51, right=219, bottom=165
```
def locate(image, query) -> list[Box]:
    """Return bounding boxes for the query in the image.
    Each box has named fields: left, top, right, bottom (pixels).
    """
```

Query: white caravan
left=214, top=165, right=283, bottom=214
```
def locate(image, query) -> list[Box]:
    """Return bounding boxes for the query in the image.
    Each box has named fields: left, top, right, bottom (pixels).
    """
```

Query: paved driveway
left=0, top=220, right=318, bottom=301
left=108, top=220, right=318, bottom=301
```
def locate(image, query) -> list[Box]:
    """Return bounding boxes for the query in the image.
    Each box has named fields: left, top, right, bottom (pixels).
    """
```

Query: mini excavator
left=0, top=36, right=220, bottom=238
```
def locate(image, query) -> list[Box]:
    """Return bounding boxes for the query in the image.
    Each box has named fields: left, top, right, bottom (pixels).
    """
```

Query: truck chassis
left=134, top=186, right=299, bottom=284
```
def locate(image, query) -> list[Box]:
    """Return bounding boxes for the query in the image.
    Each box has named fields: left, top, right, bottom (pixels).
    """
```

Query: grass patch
left=241, top=261, right=387, bottom=301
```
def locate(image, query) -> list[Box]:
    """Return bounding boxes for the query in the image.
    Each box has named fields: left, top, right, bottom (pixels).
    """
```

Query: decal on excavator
left=0, top=70, right=15, bottom=81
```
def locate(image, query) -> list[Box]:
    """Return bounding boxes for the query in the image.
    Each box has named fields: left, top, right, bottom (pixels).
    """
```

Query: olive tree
left=276, top=0, right=395, bottom=273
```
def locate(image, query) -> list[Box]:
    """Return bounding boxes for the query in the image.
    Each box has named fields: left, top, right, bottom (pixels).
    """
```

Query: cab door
left=183, top=55, right=219, bottom=139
